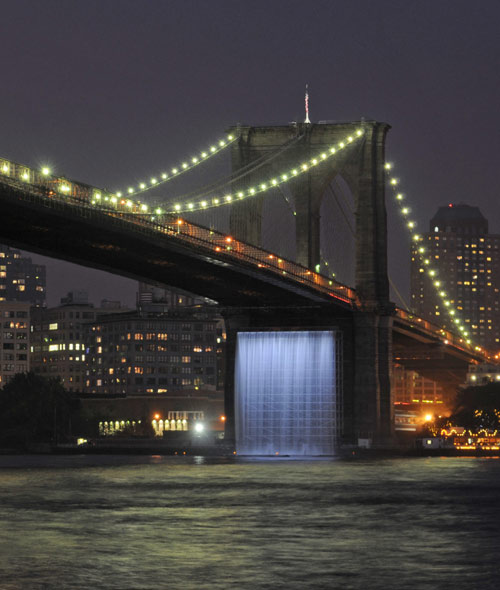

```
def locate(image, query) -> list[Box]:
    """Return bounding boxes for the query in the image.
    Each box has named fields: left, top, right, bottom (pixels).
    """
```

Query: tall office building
left=410, top=204, right=500, bottom=351
left=0, top=245, right=46, bottom=307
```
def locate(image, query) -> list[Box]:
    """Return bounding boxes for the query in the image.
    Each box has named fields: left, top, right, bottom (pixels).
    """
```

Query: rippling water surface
left=0, top=454, right=499, bottom=589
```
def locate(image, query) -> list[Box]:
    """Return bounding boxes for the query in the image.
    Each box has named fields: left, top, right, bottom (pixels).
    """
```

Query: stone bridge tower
left=226, top=121, right=394, bottom=445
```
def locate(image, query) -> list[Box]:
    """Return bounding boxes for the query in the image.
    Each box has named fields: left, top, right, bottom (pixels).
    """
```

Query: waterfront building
left=0, top=245, right=46, bottom=306
left=0, top=301, right=30, bottom=387
left=411, top=204, right=500, bottom=350
left=84, top=304, right=220, bottom=395
left=30, top=291, right=126, bottom=392
left=393, top=364, right=445, bottom=432
left=393, top=364, right=445, bottom=407
left=136, top=282, right=225, bottom=390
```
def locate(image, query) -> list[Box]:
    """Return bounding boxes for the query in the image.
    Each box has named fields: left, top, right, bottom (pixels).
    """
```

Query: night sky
left=1, top=0, right=499, bottom=307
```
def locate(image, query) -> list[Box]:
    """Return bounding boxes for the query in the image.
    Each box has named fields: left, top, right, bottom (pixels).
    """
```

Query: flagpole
left=304, top=84, right=311, bottom=124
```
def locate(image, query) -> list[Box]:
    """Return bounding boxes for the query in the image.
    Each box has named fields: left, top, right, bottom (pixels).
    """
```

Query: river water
left=0, top=454, right=499, bottom=589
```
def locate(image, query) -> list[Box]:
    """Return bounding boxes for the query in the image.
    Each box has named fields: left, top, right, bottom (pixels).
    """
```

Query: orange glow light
left=220, top=415, right=226, bottom=422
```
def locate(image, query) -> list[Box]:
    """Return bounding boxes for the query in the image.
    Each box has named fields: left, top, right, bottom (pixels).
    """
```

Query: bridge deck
left=0, top=163, right=491, bottom=363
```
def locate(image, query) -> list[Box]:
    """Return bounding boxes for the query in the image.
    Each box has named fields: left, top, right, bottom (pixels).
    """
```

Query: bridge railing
left=394, top=308, right=476, bottom=354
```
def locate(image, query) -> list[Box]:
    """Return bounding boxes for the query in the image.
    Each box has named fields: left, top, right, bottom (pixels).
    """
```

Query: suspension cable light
left=385, top=161, right=474, bottom=349
left=73, top=127, right=363, bottom=219
left=161, top=128, right=365, bottom=214
left=115, top=133, right=239, bottom=198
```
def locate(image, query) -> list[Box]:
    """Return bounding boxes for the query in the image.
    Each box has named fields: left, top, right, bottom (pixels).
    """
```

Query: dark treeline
left=0, top=372, right=79, bottom=448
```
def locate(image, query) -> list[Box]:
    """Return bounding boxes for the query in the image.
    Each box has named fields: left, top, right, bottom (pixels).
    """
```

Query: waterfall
left=235, top=331, right=337, bottom=455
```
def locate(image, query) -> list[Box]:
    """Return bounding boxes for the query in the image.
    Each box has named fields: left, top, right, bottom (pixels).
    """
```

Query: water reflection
left=0, top=456, right=499, bottom=589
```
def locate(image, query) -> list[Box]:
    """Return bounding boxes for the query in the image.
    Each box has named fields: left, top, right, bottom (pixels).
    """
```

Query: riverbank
left=3, top=440, right=500, bottom=458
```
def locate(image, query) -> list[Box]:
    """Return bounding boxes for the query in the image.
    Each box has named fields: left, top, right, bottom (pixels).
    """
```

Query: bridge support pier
left=221, top=304, right=394, bottom=452
left=352, top=312, right=394, bottom=445
left=222, top=310, right=251, bottom=446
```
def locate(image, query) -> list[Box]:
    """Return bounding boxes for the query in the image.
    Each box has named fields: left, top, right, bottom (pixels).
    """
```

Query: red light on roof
left=448, top=203, right=453, bottom=207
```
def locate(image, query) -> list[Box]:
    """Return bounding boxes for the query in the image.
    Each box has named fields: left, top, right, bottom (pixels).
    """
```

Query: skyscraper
left=410, top=204, right=500, bottom=350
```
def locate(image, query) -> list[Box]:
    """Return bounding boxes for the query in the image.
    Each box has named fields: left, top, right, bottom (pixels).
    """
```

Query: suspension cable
left=385, top=162, right=478, bottom=351
left=153, top=132, right=306, bottom=206
left=154, top=128, right=365, bottom=214
left=114, top=133, right=239, bottom=199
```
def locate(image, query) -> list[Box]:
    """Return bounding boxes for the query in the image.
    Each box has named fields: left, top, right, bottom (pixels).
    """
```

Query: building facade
left=30, top=291, right=126, bottom=392
left=137, top=282, right=211, bottom=308
left=411, top=204, right=500, bottom=351
left=85, top=305, right=220, bottom=395
left=0, top=301, right=30, bottom=387
left=465, top=363, right=500, bottom=387
left=0, top=245, right=46, bottom=307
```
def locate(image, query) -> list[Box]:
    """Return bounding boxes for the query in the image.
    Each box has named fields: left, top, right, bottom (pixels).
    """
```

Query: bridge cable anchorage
left=160, top=128, right=365, bottom=215
left=114, top=132, right=240, bottom=199
left=384, top=161, right=485, bottom=356
left=157, top=132, right=306, bottom=206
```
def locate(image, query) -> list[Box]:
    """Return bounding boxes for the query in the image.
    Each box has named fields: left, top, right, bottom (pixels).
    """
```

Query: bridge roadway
left=0, top=169, right=488, bottom=441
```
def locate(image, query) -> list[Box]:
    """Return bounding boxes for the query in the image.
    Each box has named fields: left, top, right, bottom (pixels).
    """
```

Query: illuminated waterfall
left=235, top=331, right=337, bottom=455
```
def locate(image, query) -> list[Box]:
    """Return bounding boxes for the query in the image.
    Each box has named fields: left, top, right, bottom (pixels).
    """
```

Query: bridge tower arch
left=228, top=121, right=391, bottom=309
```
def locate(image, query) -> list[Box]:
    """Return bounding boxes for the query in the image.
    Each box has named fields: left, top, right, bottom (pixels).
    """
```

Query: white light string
left=385, top=162, right=481, bottom=352
left=115, top=133, right=239, bottom=198
left=159, top=128, right=365, bottom=214
left=1, top=128, right=364, bottom=221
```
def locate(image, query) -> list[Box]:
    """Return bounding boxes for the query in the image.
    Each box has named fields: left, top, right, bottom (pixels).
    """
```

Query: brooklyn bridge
left=0, top=120, right=488, bottom=450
